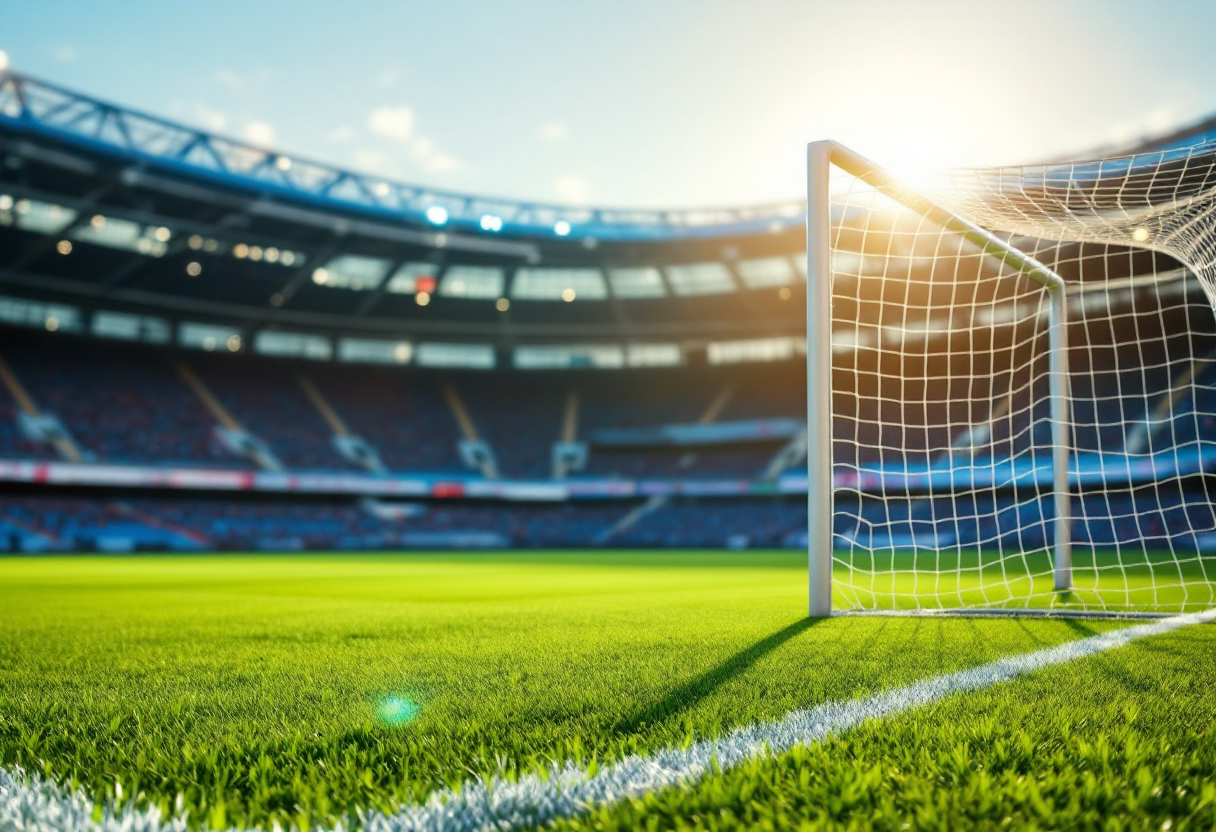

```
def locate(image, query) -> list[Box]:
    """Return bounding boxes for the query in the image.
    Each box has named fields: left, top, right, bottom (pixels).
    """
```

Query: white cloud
left=409, top=136, right=463, bottom=174
left=426, top=153, right=463, bottom=174
left=368, top=106, right=415, bottom=143
left=378, top=66, right=401, bottom=88
left=242, top=120, right=276, bottom=147
left=351, top=148, right=387, bottom=172
left=539, top=122, right=569, bottom=143
left=327, top=125, right=356, bottom=143
left=213, top=67, right=273, bottom=96
left=192, top=103, right=228, bottom=133
left=1106, top=105, right=1185, bottom=150
left=554, top=176, right=590, bottom=204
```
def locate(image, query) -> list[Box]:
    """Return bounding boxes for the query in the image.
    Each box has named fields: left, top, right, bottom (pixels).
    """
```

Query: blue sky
left=4, top=0, right=1216, bottom=208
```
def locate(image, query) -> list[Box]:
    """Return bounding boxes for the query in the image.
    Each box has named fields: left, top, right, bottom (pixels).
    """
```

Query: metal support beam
left=1048, top=287, right=1072, bottom=590
left=806, top=142, right=834, bottom=618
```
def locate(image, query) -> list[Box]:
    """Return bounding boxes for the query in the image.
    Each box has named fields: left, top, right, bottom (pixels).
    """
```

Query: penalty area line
left=2, top=608, right=1214, bottom=832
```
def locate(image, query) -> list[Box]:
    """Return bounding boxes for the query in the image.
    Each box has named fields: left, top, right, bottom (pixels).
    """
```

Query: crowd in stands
left=4, top=336, right=253, bottom=467
left=0, top=327, right=811, bottom=478
left=0, top=322, right=1214, bottom=556
left=4, top=325, right=1213, bottom=481
left=3, top=489, right=1213, bottom=554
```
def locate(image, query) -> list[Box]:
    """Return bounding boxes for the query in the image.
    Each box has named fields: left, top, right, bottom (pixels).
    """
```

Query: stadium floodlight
left=425, top=205, right=449, bottom=225
left=806, top=142, right=1072, bottom=616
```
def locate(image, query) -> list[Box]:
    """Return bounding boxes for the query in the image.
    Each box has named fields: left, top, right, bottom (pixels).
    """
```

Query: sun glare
left=376, top=696, right=420, bottom=726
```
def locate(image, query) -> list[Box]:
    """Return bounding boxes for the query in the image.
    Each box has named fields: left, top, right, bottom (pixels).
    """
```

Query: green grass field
left=1, top=551, right=1213, bottom=831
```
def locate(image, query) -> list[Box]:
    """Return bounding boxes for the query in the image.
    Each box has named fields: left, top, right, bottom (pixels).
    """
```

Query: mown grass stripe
left=3, top=608, right=1213, bottom=832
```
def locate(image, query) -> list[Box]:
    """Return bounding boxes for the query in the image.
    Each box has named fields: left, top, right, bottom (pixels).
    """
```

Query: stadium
left=2, top=7, right=1216, bottom=830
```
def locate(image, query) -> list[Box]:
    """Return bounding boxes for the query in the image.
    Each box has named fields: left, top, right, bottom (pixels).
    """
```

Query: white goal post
left=805, top=141, right=1073, bottom=616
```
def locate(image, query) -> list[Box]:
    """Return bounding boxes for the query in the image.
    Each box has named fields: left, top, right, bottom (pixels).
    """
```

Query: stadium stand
left=0, top=69, right=1214, bottom=554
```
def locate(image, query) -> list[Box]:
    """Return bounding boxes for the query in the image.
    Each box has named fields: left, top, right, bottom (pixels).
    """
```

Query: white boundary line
left=3, top=608, right=1213, bottom=832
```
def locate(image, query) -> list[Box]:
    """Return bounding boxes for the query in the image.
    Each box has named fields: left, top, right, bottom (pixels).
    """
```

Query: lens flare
left=376, top=696, right=419, bottom=726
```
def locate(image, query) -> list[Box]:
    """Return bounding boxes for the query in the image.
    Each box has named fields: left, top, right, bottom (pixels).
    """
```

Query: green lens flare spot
left=377, top=696, right=420, bottom=726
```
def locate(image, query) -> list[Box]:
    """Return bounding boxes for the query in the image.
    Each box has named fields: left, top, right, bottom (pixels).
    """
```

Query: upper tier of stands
left=1, top=298, right=1214, bottom=482
left=0, top=326, right=808, bottom=477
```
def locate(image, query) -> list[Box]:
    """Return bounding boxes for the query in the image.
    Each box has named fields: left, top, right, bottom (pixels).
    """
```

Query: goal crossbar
left=806, top=141, right=1073, bottom=616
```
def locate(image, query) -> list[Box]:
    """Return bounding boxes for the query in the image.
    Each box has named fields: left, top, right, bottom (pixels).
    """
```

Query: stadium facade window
left=606, top=267, right=667, bottom=298
left=337, top=338, right=413, bottom=364
left=792, top=254, right=808, bottom=279
left=254, top=331, right=333, bottom=360
left=665, top=263, right=736, bottom=296
left=706, top=336, right=803, bottom=364
left=13, top=199, right=77, bottom=235
left=440, top=266, right=504, bottom=299
left=415, top=342, right=496, bottom=369
left=179, top=322, right=243, bottom=353
left=513, top=344, right=625, bottom=369
left=92, top=311, right=171, bottom=343
left=829, top=251, right=859, bottom=278
left=736, top=257, right=795, bottom=288
left=313, top=255, right=392, bottom=291
left=0, top=295, right=82, bottom=332
left=881, top=316, right=956, bottom=346
left=1155, top=273, right=1199, bottom=300
left=974, top=300, right=1047, bottom=327
left=72, top=215, right=168, bottom=257
left=626, top=343, right=683, bottom=367
left=385, top=262, right=439, bottom=295
left=511, top=269, right=608, bottom=301
left=831, top=327, right=876, bottom=355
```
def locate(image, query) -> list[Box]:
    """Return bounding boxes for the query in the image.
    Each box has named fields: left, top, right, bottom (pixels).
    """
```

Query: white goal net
left=811, top=140, right=1216, bottom=614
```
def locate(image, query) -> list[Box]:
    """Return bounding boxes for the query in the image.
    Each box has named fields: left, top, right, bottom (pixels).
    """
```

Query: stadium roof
left=0, top=68, right=1205, bottom=367
left=0, top=71, right=805, bottom=242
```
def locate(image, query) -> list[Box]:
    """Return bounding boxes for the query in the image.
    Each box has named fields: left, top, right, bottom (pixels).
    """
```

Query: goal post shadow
left=806, top=141, right=1074, bottom=617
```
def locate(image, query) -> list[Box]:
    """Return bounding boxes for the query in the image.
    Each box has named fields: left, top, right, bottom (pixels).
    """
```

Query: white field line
left=3, top=608, right=1214, bottom=832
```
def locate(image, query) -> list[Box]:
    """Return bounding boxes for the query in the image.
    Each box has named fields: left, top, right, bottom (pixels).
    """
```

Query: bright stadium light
left=553, top=220, right=571, bottom=236
left=480, top=214, right=503, bottom=232
left=426, top=205, right=449, bottom=226
left=312, top=268, right=329, bottom=285
left=0, top=51, right=8, bottom=72
left=561, top=287, right=576, bottom=302
left=275, top=156, right=292, bottom=171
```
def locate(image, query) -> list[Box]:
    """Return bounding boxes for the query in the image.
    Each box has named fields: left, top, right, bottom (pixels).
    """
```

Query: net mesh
left=826, top=141, right=1216, bottom=612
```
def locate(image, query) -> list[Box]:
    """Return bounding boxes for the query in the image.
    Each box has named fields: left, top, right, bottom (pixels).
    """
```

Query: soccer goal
left=806, top=140, right=1216, bottom=616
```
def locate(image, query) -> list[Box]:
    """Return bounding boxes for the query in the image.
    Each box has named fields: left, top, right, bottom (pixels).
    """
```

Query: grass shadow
left=612, top=617, right=822, bottom=736
left=1062, top=618, right=1100, bottom=639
